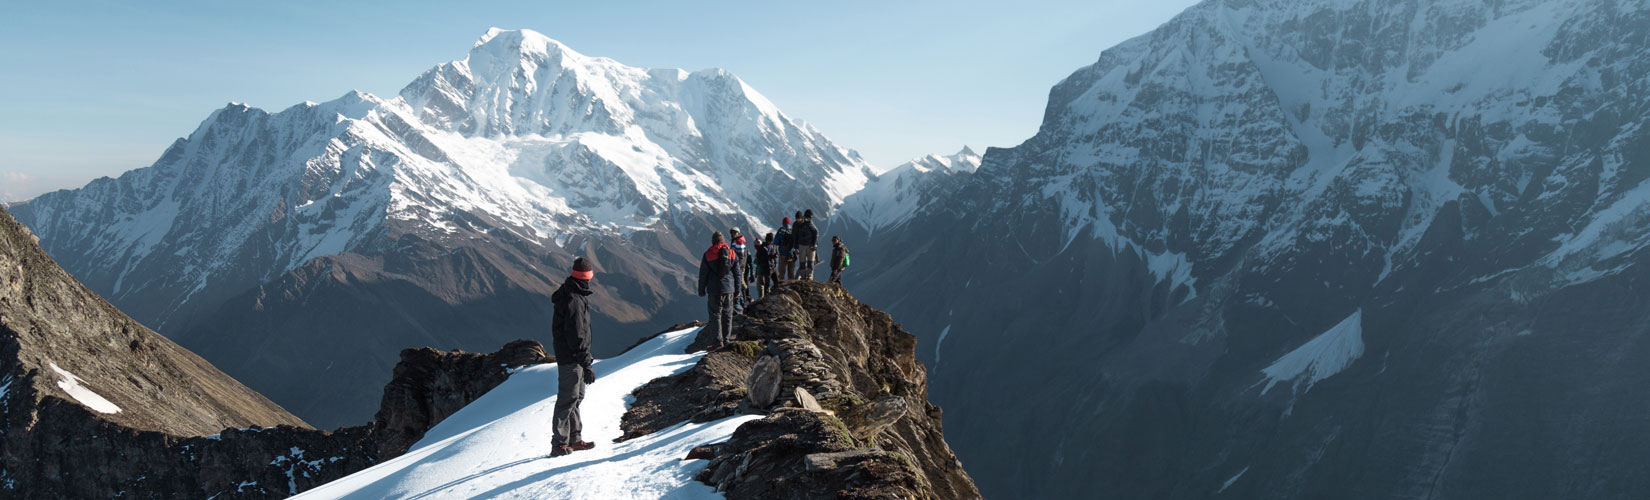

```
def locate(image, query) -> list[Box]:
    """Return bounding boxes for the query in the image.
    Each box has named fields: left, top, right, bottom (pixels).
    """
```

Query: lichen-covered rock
left=840, top=395, right=909, bottom=441
left=794, top=387, right=827, bottom=414
left=745, top=355, right=783, bottom=408
left=696, top=411, right=929, bottom=500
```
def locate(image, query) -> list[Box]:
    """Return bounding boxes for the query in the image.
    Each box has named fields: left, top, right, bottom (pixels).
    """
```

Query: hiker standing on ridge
left=697, top=231, right=737, bottom=348
left=776, top=216, right=796, bottom=280
left=756, top=232, right=779, bottom=298
left=829, top=235, right=850, bottom=284
left=550, top=257, right=597, bottom=457
left=735, top=227, right=755, bottom=306
left=794, top=209, right=820, bottom=281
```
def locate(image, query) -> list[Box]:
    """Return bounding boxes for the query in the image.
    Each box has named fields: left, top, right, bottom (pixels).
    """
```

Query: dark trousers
left=797, top=245, right=817, bottom=281
left=781, top=256, right=796, bottom=280
left=707, top=293, right=735, bottom=345
left=552, top=363, right=585, bottom=446
left=829, top=266, right=843, bottom=283
left=757, top=271, right=773, bottom=298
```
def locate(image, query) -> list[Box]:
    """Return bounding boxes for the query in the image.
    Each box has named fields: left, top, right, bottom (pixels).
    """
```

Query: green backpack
left=843, top=253, right=850, bottom=268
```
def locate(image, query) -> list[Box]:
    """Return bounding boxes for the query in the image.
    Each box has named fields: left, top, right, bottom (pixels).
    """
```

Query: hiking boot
left=568, top=440, right=595, bottom=451
left=549, top=445, right=573, bottom=457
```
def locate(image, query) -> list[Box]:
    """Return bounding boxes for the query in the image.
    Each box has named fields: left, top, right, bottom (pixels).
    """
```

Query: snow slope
left=1259, top=309, right=1363, bottom=395
left=295, top=326, right=757, bottom=500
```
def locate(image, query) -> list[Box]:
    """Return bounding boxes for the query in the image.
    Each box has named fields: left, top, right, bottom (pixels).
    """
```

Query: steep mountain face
left=0, top=206, right=305, bottom=436
left=1, top=211, right=561, bottom=498
left=849, top=0, right=1650, bottom=498
left=10, top=28, right=870, bottom=428
left=0, top=204, right=337, bottom=497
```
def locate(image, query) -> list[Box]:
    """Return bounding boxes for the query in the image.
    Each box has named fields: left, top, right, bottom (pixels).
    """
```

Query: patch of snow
left=1218, top=467, right=1248, bottom=493
left=934, top=325, right=952, bottom=365
left=47, top=362, right=121, bottom=414
left=294, top=326, right=759, bottom=499
left=1260, top=310, right=1364, bottom=395
left=1540, top=175, right=1650, bottom=285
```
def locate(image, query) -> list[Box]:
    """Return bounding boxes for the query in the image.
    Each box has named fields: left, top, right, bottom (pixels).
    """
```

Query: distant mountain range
left=9, top=28, right=888, bottom=428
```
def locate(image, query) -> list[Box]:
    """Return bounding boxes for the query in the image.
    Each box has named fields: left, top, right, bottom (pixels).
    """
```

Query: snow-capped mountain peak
left=837, top=147, right=982, bottom=235
left=10, top=28, right=871, bottom=332
left=908, top=146, right=981, bottom=174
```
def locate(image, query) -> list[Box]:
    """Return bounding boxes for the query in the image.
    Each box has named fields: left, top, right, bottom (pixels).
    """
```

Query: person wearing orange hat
left=550, top=257, right=597, bottom=457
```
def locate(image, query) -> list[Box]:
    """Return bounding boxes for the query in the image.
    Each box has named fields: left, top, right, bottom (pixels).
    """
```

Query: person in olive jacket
left=550, top=257, right=598, bottom=457
left=829, top=235, right=850, bottom=284
left=697, top=231, right=737, bottom=347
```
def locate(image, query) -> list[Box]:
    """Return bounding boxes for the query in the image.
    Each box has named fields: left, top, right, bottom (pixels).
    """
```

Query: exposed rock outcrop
left=625, top=280, right=981, bottom=499
left=371, top=339, right=551, bottom=457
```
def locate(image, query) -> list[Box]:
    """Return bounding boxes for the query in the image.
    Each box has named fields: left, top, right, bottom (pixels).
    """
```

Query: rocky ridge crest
left=623, top=280, right=981, bottom=499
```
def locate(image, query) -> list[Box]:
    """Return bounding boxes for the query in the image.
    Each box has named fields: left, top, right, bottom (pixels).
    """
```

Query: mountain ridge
left=9, top=28, right=875, bottom=428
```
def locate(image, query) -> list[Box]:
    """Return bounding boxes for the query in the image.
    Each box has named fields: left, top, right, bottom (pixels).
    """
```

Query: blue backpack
left=776, top=229, right=794, bottom=257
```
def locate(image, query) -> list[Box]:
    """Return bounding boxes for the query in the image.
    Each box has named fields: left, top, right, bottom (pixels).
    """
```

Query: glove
left=581, top=364, right=596, bottom=384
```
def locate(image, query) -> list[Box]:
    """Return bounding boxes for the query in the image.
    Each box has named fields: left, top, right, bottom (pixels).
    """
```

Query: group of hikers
left=543, top=209, right=850, bottom=458
left=696, top=209, right=850, bottom=350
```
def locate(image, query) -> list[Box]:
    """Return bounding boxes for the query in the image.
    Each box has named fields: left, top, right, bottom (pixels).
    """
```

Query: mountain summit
left=10, top=28, right=871, bottom=428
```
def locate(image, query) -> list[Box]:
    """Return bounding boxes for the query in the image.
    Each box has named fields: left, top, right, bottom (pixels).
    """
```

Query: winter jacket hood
left=551, top=277, right=594, bottom=366
left=794, top=218, right=819, bottom=246
left=698, top=242, right=737, bottom=296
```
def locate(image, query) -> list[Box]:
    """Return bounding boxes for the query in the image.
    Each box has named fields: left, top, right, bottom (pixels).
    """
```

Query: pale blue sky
left=0, top=0, right=1199, bottom=202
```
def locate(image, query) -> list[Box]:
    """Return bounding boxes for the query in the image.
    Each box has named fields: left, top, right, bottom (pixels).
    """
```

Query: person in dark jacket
left=697, top=231, right=737, bottom=347
left=793, top=209, right=820, bottom=281
left=755, top=232, right=779, bottom=298
left=730, top=228, right=751, bottom=308
left=776, top=217, right=795, bottom=280
left=550, top=257, right=597, bottom=457
left=828, top=235, right=850, bottom=284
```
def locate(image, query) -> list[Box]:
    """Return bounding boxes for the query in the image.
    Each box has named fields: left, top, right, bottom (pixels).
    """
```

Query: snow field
left=294, top=327, right=759, bottom=499
left=47, top=362, right=121, bottom=414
